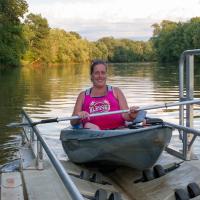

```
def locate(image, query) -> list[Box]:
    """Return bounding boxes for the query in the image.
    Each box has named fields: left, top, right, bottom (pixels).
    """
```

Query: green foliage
left=98, top=37, right=120, bottom=61
left=99, top=37, right=155, bottom=62
left=34, top=29, right=108, bottom=64
left=22, top=13, right=50, bottom=63
left=0, top=24, right=27, bottom=66
left=0, top=0, right=28, bottom=24
left=2, top=1, right=199, bottom=66
left=151, top=18, right=200, bottom=62
left=0, top=0, right=28, bottom=66
left=183, top=18, right=200, bottom=50
left=69, top=31, right=82, bottom=39
left=89, top=41, right=108, bottom=61
left=46, top=29, right=90, bottom=63
left=41, top=31, right=155, bottom=63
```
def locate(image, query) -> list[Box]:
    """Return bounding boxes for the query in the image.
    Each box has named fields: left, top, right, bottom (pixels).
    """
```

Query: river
left=0, top=62, right=200, bottom=165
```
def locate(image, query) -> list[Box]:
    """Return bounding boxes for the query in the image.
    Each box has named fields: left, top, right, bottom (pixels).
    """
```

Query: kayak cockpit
left=60, top=123, right=172, bottom=170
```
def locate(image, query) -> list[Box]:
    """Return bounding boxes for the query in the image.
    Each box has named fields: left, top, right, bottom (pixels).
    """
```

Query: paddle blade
left=6, top=122, right=30, bottom=128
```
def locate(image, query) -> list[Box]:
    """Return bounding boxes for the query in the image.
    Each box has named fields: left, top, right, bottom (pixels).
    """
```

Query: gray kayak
left=60, top=125, right=172, bottom=170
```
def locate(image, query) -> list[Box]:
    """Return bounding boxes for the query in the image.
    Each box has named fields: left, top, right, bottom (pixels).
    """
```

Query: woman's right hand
left=77, top=111, right=90, bottom=120
left=129, top=106, right=139, bottom=119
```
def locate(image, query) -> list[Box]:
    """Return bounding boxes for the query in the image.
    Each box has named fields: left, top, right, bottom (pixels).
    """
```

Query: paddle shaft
left=137, top=99, right=200, bottom=112
left=7, top=99, right=200, bottom=127
left=59, top=98, right=200, bottom=121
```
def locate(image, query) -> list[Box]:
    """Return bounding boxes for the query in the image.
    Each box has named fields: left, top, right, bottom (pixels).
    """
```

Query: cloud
left=26, top=0, right=200, bottom=40
left=49, top=18, right=156, bottom=41
left=28, top=0, right=200, bottom=21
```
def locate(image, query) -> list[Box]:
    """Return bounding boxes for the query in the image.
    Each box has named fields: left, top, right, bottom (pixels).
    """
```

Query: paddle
left=7, top=99, right=200, bottom=128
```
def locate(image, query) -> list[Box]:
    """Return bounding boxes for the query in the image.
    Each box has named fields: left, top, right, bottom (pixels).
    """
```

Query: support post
left=37, top=140, right=43, bottom=170
left=184, top=55, right=194, bottom=159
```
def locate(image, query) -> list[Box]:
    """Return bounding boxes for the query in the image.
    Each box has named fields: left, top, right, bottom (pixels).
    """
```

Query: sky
left=26, top=0, right=200, bottom=41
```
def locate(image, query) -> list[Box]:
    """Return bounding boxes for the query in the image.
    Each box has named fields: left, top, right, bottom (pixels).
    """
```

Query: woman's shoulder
left=112, top=86, right=122, bottom=93
left=111, top=86, right=123, bottom=98
left=75, top=90, right=87, bottom=105
left=77, top=91, right=85, bottom=99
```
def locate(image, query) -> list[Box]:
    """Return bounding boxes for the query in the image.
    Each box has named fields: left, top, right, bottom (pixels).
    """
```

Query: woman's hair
left=90, top=60, right=107, bottom=75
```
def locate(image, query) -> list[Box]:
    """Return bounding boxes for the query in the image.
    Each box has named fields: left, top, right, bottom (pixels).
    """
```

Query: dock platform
left=2, top=140, right=200, bottom=200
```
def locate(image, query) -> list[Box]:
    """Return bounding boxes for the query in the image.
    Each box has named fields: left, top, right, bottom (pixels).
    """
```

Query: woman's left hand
left=129, top=106, right=139, bottom=119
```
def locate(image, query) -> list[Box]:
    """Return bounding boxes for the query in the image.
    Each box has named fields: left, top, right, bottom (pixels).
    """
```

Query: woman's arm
left=113, top=87, right=138, bottom=121
left=70, top=91, right=85, bottom=126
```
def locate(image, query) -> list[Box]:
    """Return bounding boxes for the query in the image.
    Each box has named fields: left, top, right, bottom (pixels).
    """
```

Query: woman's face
left=91, top=64, right=107, bottom=87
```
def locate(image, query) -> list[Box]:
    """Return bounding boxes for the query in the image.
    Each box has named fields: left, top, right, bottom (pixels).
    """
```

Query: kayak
left=60, top=124, right=172, bottom=170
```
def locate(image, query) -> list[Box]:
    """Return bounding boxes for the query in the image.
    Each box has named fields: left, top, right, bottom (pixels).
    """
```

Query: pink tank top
left=82, top=86, right=125, bottom=130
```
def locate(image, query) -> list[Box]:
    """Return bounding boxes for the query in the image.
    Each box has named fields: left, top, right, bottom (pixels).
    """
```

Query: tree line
left=151, top=18, right=200, bottom=62
left=1, top=0, right=200, bottom=67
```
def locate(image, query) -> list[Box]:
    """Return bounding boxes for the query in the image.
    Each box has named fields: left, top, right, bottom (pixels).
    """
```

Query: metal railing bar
left=188, top=135, right=197, bottom=151
left=164, top=122, right=200, bottom=137
left=178, top=49, right=200, bottom=160
left=165, top=147, right=185, bottom=160
left=182, top=49, right=200, bottom=56
left=22, top=128, right=30, bottom=142
left=22, top=110, right=84, bottom=200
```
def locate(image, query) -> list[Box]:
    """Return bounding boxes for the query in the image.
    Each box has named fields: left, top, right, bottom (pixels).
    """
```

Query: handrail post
left=185, top=54, right=194, bottom=159
left=36, top=140, right=43, bottom=170
left=30, top=128, right=35, bottom=144
left=179, top=53, right=185, bottom=142
left=179, top=49, right=200, bottom=160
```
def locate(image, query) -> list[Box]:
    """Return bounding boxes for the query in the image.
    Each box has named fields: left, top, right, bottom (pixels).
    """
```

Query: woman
left=70, top=60, right=139, bottom=130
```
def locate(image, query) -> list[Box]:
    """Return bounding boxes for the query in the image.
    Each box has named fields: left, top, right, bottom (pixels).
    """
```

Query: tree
left=98, top=37, right=156, bottom=63
left=0, top=0, right=28, bottom=24
left=0, top=0, right=28, bottom=66
left=151, top=18, right=200, bottom=62
left=151, top=20, right=185, bottom=62
left=69, top=31, right=82, bottom=39
left=89, top=41, right=108, bottom=61
left=22, top=13, right=50, bottom=63
left=98, top=37, right=121, bottom=61
left=46, top=29, right=91, bottom=63
left=183, top=17, right=200, bottom=49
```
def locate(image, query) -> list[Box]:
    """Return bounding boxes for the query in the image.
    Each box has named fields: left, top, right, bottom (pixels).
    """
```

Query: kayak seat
left=145, top=118, right=164, bottom=125
left=126, top=110, right=147, bottom=129
left=128, top=117, right=164, bottom=129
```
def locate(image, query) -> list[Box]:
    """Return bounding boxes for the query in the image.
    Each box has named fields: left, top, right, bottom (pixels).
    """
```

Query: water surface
left=0, top=63, right=200, bottom=164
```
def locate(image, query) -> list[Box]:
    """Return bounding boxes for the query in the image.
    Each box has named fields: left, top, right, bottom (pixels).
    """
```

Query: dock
left=1, top=141, right=129, bottom=200
left=2, top=136, right=200, bottom=200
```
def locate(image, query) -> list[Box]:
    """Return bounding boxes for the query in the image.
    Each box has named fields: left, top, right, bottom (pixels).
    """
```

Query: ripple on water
left=1, top=63, right=200, bottom=164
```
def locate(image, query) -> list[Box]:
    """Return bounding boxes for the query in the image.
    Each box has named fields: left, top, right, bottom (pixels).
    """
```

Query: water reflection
left=0, top=62, right=200, bottom=164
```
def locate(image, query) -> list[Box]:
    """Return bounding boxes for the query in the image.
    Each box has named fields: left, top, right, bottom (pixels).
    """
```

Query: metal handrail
left=165, top=122, right=200, bottom=137
left=179, top=49, right=200, bottom=103
left=179, top=49, right=200, bottom=159
left=179, top=49, right=200, bottom=105
left=22, top=110, right=84, bottom=200
left=165, top=49, right=200, bottom=160
left=181, top=49, right=200, bottom=56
